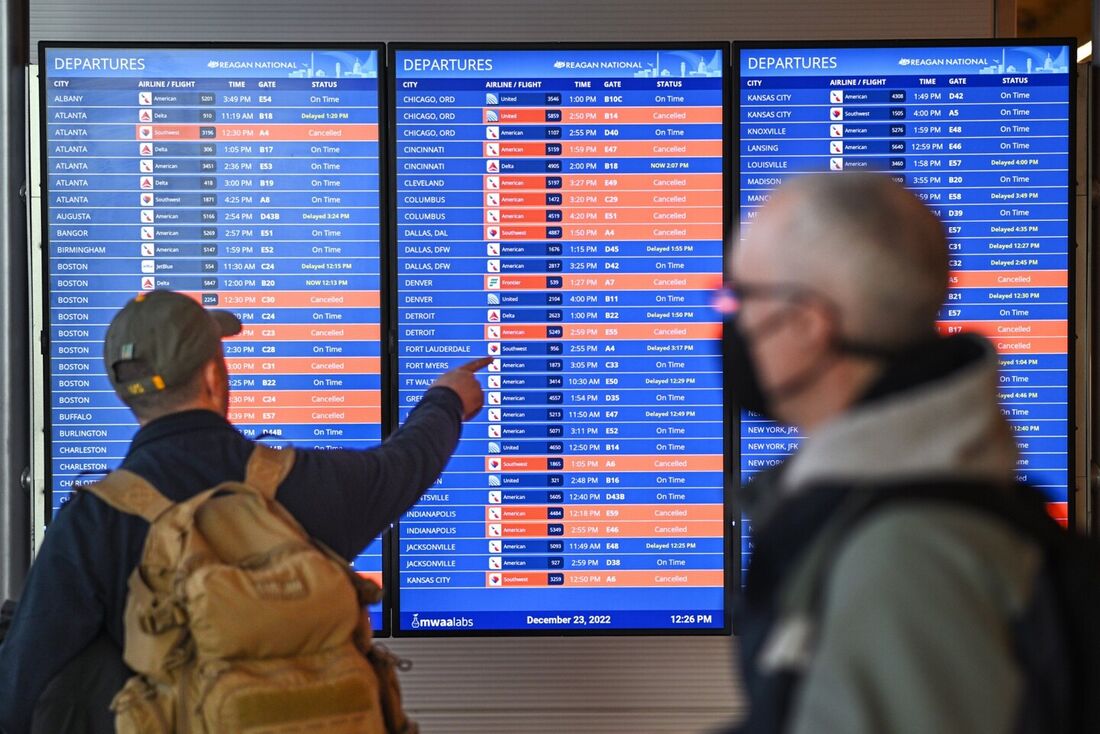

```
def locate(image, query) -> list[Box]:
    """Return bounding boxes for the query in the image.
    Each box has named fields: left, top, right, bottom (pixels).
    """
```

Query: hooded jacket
left=734, top=334, right=1047, bottom=734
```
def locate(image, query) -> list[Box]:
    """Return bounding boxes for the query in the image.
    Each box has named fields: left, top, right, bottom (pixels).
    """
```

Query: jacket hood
left=781, top=334, right=1019, bottom=493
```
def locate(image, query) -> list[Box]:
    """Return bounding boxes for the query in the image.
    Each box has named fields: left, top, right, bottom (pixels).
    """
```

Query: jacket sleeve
left=276, top=386, right=464, bottom=559
left=0, top=494, right=120, bottom=734
left=787, top=506, right=1040, bottom=734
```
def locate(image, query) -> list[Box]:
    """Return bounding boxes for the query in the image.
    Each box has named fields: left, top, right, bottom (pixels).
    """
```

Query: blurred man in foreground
left=727, top=173, right=1056, bottom=734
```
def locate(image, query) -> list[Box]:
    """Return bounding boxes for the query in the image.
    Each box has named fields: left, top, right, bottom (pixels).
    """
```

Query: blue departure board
left=41, top=45, right=388, bottom=629
left=391, top=46, right=730, bottom=633
left=736, top=41, right=1074, bottom=568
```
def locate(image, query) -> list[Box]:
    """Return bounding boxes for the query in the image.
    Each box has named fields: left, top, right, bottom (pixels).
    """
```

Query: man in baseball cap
left=104, top=290, right=242, bottom=420
left=106, top=290, right=240, bottom=395
left=1, top=289, right=490, bottom=733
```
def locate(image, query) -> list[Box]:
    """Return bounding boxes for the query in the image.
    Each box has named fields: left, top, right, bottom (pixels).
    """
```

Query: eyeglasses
left=711, top=279, right=822, bottom=316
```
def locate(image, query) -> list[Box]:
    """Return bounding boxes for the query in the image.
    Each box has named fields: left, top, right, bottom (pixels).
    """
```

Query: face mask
left=726, top=315, right=774, bottom=419
left=717, top=282, right=823, bottom=420
left=725, top=310, right=840, bottom=422
left=720, top=281, right=913, bottom=422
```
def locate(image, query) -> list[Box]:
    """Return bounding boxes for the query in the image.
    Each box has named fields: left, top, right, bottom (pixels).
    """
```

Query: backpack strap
left=778, top=490, right=879, bottom=615
left=79, top=470, right=173, bottom=522
left=846, top=480, right=1061, bottom=547
left=790, top=480, right=1049, bottom=611
left=765, top=480, right=1044, bottom=672
left=244, top=444, right=296, bottom=500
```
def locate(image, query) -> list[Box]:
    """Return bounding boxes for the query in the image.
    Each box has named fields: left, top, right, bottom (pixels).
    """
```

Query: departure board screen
left=736, top=41, right=1074, bottom=564
left=392, top=46, right=730, bottom=633
left=41, top=45, right=387, bottom=628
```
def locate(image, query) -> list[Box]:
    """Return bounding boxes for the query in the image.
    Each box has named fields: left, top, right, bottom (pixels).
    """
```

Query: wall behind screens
left=735, top=41, right=1075, bottom=566
left=29, top=1, right=1005, bottom=56
left=39, top=44, right=388, bottom=630
left=391, top=45, right=730, bottom=634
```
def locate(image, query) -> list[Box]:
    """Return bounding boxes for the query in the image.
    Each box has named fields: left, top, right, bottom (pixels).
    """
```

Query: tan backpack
left=81, top=445, right=417, bottom=734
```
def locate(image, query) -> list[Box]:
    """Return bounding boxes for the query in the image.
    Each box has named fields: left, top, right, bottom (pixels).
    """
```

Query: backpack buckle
left=140, top=600, right=186, bottom=634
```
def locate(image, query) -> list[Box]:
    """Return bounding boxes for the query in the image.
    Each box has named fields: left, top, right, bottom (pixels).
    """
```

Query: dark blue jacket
left=0, top=387, right=463, bottom=734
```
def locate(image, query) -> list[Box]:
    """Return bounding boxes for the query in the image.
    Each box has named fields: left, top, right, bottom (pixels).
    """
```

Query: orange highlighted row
left=488, top=173, right=722, bottom=192
left=487, top=504, right=723, bottom=522
left=229, top=390, right=380, bottom=408
left=991, top=337, right=1068, bottom=354
left=932, top=327, right=1067, bottom=355
left=183, top=291, right=379, bottom=310
left=948, top=270, right=1067, bottom=289
left=183, top=290, right=380, bottom=310
left=233, top=324, right=380, bottom=342
left=493, top=206, right=721, bottom=225
left=494, top=190, right=724, bottom=207
left=485, top=455, right=723, bottom=473
left=225, top=356, right=381, bottom=374
left=486, top=570, right=723, bottom=587
left=357, top=572, right=383, bottom=589
left=487, top=273, right=723, bottom=291
left=938, top=321, right=1067, bottom=338
left=137, top=124, right=378, bottom=142
left=486, top=456, right=547, bottom=472
left=487, top=224, right=722, bottom=240
left=489, top=521, right=722, bottom=539
left=486, top=107, right=722, bottom=125
left=565, top=455, right=723, bottom=472
left=488, top=324, right=551, bottom=340
left=1047, top=502, right=1068, bottom=526
left=487, top=141, right=722, bottom=158
left=483, top=322, right=719, bottom=341
left=229, top=406, right=380, bottom=424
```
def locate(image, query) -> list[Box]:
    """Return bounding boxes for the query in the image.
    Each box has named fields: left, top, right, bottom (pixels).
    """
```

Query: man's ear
left=200, top=357, right=222, bottom=398
left=795, top=298, right=838, bottom=354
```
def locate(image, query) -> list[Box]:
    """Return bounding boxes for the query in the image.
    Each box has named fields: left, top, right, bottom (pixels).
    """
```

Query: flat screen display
left=736, top=41, right=1074, bottom=568
left=41, top=44, right=388, bottom=629
left=391, top=45, right=730, bottom=633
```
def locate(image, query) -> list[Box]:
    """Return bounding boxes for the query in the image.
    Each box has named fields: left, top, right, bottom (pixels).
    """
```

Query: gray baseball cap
left=104, top=290, right=241, bottom=399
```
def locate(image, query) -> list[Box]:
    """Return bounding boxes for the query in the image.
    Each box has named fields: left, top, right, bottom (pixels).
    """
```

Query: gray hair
left=763, top=172, right=949, bottom=349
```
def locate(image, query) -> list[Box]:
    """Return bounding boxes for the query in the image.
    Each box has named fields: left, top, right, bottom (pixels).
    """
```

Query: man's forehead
left=731, top=193, right=794, bottom=277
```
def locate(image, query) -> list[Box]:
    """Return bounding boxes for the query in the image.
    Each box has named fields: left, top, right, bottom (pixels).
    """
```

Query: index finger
left=459, top=356, right=495, bottom=372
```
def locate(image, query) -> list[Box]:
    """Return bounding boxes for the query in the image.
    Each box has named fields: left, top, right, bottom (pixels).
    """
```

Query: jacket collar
left=126, top=409, right=235, bottom=455
left=781, top=334, right=1018, bottom=493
